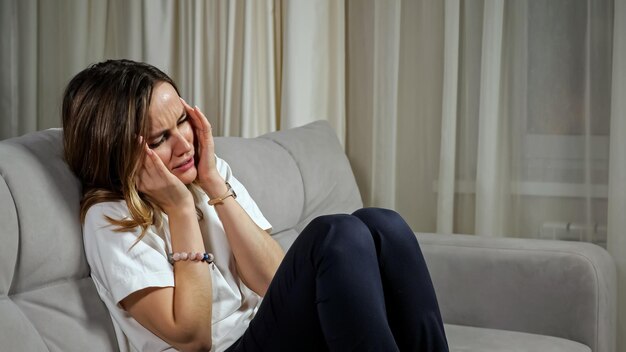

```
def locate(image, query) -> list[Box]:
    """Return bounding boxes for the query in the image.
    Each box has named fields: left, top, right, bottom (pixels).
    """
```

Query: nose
left=172, top=130, right=192, bottom=157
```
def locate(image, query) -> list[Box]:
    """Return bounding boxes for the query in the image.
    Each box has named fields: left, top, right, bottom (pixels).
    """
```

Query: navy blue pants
left=227, top=208, right=449, bottom=351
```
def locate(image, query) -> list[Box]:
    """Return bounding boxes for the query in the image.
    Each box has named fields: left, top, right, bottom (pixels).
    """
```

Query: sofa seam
left=419, top=236, right=603, bottom=349
left=1, top=295, right=51, bottom=350
left=8, top=276, right=94, bottom=299
left=0, top=172, right=20, bottom=296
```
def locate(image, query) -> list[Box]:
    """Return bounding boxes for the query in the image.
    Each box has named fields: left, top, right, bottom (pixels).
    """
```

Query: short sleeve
left=83, top=202, right=174, bottom=305
left=215, top=155, right=272, bottom=232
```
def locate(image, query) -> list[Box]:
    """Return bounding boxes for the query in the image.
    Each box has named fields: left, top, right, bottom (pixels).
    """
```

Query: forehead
left=148, top=82, right=183, bottom=130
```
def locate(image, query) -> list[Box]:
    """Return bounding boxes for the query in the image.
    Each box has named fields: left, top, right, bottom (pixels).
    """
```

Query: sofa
left=0, top=120, right=616, bottom=352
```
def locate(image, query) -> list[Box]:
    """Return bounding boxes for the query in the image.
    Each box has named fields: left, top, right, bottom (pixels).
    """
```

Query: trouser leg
left=352, top=208, right=449, bottom=352
left=230, top=214, right=398, bottom=352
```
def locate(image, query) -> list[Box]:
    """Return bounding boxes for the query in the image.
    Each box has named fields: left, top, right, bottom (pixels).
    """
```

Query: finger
left=192, top=106, right=214, bottom=153
left=137, top=136, right=157, bottom=182
left=144, top=143, right=175, bottom=181
left=180, top=99, right=204, bottom=134
left=140, top=153, right=171, bottom=195
left=181, top=98, right=211, bottom=136
left=193, top=105, right=212, bottom=132
left=135, top=161, right=154, bottom=194
left=135, top=173, right=145, bottom=193
left=142, top=144, right=159, bottom=178
left=180, top=98, right=198, bottom=123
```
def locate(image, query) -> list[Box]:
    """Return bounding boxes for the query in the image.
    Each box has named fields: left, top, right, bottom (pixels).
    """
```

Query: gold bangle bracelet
left=208, top=181, right=237, bottom=206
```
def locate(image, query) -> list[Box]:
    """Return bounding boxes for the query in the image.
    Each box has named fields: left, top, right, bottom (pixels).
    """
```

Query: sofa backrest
left=0, top=129, right=118, bottom=351
left=216, top=121, right=363, bottom=247
left=0, top=120, right=362, bottom=351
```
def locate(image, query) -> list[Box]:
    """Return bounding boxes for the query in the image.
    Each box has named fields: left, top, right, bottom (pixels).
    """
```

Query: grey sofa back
left=0, top=120, right=362, bottom=351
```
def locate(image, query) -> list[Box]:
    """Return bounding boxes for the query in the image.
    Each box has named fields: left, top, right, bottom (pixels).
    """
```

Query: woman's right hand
left=136, top=140, right=194, bottom=214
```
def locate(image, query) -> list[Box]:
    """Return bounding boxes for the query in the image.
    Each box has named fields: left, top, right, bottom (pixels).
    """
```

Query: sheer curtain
left=0, top=0, right=108, bottom=138
left=0, top=0, right=281, bottom=139
left=347, top=0, right=623, bottom=349
left=281, top=0, right=346, bottom=145
left=608, top=0, right=626, bottom=348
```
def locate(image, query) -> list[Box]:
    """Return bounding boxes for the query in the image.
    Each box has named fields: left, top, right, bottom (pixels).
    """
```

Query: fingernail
left=180, top=97, right=187, bottom=104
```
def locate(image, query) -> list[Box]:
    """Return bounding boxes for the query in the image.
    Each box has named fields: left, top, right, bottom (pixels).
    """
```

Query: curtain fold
left=0, top=0, right=36, bottom=138
left=436, top=0, right=460, bottom=234
left=280, top=0, right=345, bottom=145
left=607, top=0, right=626, bottom=347
left=0, top=0, right=280, bottom=139
left=1, top=0, right=109, bottom=139
left=349, top=3, right=621, bottom=349
left=475, top=0, right=506, bottom=237
left=369, top=0, right=401, bottom=209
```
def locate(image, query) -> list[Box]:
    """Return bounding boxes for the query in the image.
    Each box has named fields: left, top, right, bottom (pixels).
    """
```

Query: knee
left=352, top=208, right=405, bottom=231
left=352, top=208, right=416, bottom=245
left=308, top=213, right=361, bottom=229
left=307, top=214, right=374, bottom=254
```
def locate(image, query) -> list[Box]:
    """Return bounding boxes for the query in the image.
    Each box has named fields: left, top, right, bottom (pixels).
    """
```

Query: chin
left=177, top=168, right=197, bottom=185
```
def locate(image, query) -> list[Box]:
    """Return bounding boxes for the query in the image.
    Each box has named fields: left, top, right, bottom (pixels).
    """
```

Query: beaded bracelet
left=168, top=252, right=214, bottom=265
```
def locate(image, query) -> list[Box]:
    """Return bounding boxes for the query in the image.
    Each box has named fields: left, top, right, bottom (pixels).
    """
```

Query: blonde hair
left=62, top=59, right=199, bottom=241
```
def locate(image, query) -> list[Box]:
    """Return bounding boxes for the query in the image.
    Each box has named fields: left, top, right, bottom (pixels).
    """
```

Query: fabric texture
left=83, top=156, right=271, bottom=352
left=347, top=4, right=624, bottom=349
left=444, top=324, right=591, bottom=352
left=0, top=128, right=118, bottom=351
left=417, top=232, right=616, bottom=352
left=607, top=0, right=626, bottom=344
left=0, top=0, right=281, bottom=139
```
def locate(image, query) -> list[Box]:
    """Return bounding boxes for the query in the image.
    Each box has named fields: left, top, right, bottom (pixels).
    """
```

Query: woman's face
left=146, top=82, right=196, bottom=185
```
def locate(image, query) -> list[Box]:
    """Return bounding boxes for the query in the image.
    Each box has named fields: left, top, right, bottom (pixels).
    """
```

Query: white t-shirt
left=83, top=156, right=272, bottom=352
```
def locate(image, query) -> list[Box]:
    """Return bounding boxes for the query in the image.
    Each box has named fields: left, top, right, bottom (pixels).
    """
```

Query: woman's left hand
left=181, top=98, right=225, bottom=197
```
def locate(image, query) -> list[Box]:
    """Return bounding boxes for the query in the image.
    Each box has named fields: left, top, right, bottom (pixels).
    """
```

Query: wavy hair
left=62, top=59, right=200, bottom=241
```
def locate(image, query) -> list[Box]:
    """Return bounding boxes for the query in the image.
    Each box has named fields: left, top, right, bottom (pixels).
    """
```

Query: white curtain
left=0, top=0, right=281, bottom=139
left=280, top=0, right=346, bottom=145
left=347, top=0, right=623, bottom=349
left=0, top=0, right=108, bottom=138
left=347, top=0, right=445, bottom=228
left=608, top=0, right=626, bottom=347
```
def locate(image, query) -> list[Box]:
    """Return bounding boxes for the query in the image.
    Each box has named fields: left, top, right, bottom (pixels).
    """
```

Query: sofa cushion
left=214, top=136, right=304, bottom=234
left=261, top=121, right=363, bottom=233
left=445, top=324, right=591, bottom=352
left=418, top=232, right=616, bottom=352
left=0, top=129, right=117, bottom=351
left=216, top=120, right=363, bottom=249
left=10, top=278, right=118, bottom=351
left=0, top=130, right=87, bottom=293
left=0, top=176, right=18, bottom=295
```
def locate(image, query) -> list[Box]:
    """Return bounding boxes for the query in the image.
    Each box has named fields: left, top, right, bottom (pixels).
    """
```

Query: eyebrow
left=149, top=111, right=187, bottom=139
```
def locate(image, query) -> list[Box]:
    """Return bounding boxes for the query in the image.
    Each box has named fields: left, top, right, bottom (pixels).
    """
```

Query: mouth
left=173, top=157, right=194, bottom=172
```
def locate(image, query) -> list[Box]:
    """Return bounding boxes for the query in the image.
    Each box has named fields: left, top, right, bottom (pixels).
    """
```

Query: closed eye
left=148, top=112, right=187, bottom=149
left=148, top=135, right=167, bottom=149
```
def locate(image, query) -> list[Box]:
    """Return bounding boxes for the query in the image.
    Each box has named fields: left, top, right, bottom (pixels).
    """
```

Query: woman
left=63, top=59, right=448, bottom=352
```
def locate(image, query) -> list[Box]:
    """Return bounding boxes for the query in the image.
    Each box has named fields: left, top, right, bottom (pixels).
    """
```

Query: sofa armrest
left=416, top=233, right=616, bottom=352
